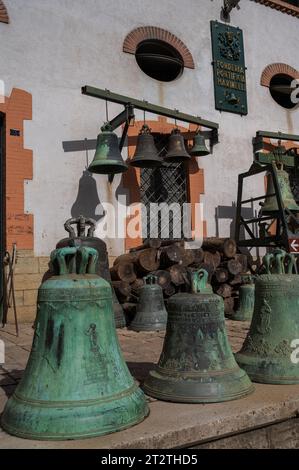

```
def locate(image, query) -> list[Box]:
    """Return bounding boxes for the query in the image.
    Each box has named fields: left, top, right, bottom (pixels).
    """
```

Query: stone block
left=15, top=257, right=39, bottom=274
left=14, top=274, right=43, bottom=291
left=38, top=257, right=51, bottom=274
left=23, top=290, right=38, bottom=306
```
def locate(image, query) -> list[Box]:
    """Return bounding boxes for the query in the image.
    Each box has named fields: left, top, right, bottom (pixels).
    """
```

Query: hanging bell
left=164, top=128, right=191, bottom=163
left=88, top=124, right=128, bottom=175
left=260, top=164, right=299, bottom=215
left=189, top=133, right=210, bottom=157
left=143, top=269, right=254, bottom=403
left=1, top=247, right=148, bottom=440
left=56, top=216, right=126, bottom=328
left=236, top=249, right=299, bottom=384
left=130, top=124, right=162, bottom=168
left=129, top=274, right=167, bottom=332
left=228, top=275, right=255, bottom=322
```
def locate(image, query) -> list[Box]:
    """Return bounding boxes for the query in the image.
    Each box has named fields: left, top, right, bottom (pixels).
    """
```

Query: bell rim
left=88, top=161, right=128, bottom=174
left=163, top=154, right=191, bottom=162
left=129, top=156, right=163, bottom=168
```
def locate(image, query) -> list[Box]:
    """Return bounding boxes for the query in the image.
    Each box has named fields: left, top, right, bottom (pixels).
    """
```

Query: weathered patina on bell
left=1, top=247, right=149, bottom=440
left=228, top=275, right=255, bottom=322
left=261, top=163, right=299, bottom=215
left=56, top=216, right=126, bottom=328
left=164, top=128, right=191, bottom=162
left=129, top=274, right=167, bottom=332
left=88, top=123, right=128, bottom=174
left=236, top=249, right=299, bottom=384
left=130, top=124, right=162, bottom=168
left=189, top=133, right=210, bottom=157
left=143, top=270, right=254, bottom=403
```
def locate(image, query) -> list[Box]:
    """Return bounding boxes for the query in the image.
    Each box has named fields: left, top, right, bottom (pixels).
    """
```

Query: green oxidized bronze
left=143, top=269, right=254, bottom=403
left=236, top=249, right=299, bottom=384
left=129, top=274, right=167, bottom=332
left=1, top=246, right=148, bottom=440
left=229, top=275, right=255, bottom=322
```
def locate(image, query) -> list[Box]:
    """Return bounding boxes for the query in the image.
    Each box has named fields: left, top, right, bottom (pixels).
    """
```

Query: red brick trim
left=0, top=88, right=33, bottom=250
left=122, top=117, right=205, bottom=251
left=123, top=26, right=195, bottom=69
left=0, top=1, right=9, bottom=24
left=261, top=63, right=299, bottom=87
left=252, top=1, right=299, bottom=18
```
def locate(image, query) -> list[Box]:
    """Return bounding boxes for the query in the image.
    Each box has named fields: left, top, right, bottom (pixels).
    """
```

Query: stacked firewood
left=111, top=238, right=249, bottom=316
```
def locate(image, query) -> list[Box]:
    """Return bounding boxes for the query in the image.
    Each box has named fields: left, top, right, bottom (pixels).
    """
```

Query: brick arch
left=123, top=26, right=195, bottom=69
left=261, top=63, right=299, bottom=87
left=0, top=1, right=9, bottom=24
left=122, top=117, right=206, bottom=250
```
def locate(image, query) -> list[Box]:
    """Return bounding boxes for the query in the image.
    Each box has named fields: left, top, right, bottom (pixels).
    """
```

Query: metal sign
left=211, top=21, right=248, bottom=115
left=289, top=238, right=299, bottom=253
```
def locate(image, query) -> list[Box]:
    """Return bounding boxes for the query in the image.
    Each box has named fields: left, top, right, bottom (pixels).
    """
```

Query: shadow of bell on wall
left=71, top=170, right=105, bottom=222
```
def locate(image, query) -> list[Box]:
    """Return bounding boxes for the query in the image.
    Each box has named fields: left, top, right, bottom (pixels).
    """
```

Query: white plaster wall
left=0, top=0, right=298, bottom=255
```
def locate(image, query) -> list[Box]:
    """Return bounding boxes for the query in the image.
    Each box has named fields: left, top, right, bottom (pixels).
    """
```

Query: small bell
left=143, top=269, right=254, bottom=403
left=130, top=124, right=162, bottom=168
left=236, top=249, right=299, bottom=384
left=164, top=128, right=191, bottom=163
left=260, top=164, right=299, bottom=214
left=228, top=275, right=255, bottom=322
left=129, top=274, right=167, bottom=331
left=189, top=133, right=210, bottom=157
left=88, top=124, right=128, bottom=175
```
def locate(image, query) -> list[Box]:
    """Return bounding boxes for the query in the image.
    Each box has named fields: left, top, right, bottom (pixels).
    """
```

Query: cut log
left=129, top=238, right=162, bottom=252
left=131, top=278, right=144, bottom=291
left=227, top=259, right=243, bottom=276
left=168, top=264, right=188, bottom=286
left=191, top=248, right=204, bottom=265
left=113, top=252, right=138, bottom=266
left=164, top=283, right=176, bottom=298
left=213, top=268, right=229, bottom=284
left=216, top=283, right=232, bottom=298
left=212, top=251, right=221, bottom=269
left=202, top=237, right=237, bottom=258
left=180, top=249, right=195, bottom=267
left=110, top=262, right=136, bottom=283
left=111, top=281, right=132, bottom=302
left=224, top=297, right=235, bottom=314
left=160, top=244, right=185, bottom=268
left=134, top=248, right=160, bottom=274
left=230, top=274, right=242, bottom=286
left=234, top=253, right=248, bottom=273
left=151, top=270, right=171, bottom=291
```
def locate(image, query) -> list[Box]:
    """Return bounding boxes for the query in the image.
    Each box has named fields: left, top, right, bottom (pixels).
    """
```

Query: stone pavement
left=0, top=321, right=299, bottom=448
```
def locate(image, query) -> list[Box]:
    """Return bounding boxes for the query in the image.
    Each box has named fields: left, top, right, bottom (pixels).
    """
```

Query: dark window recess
left=269, top=74, right=297, bottom=109
left=140, top=133, right=189, bottom=241
left=135, top=40, right=184, bottom=82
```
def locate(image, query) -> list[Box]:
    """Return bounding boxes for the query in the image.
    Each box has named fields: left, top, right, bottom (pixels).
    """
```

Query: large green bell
left=129, top=274, right=167, bottom=331
left=1, top=247, right=148, bottom=440
left=261, top=164, right=299, bottom=215
left=88, top=124, right=128, bottom=175
left=236, top=249, right=299, bottom=384
left=143, top=270, right=254, bottom=403
left=228, top=275, right=255, bottom=322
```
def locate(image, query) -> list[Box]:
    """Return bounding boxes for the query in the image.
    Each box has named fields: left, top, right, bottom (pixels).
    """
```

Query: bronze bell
left=56, top=216, right=126, bottom=328
left=88, top=124, right=128, bottom=175
left=189, top=133, right=210, bottom=157
left=228, top=275, right=255, bottom=322
left=260, top=164, right=299, bottom=214
left=129, top=274, right=167, bottom=332
left=164, top=128, right=191, bottom=163
left=143, top=270, right=254, bottom=403
left=130, top=124, right=162, bottom=168
left=236, top=249, right=299, bottom=384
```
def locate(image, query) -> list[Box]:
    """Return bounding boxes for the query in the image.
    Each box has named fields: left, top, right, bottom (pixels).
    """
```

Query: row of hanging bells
left=88, top=123, right=210, bottom=175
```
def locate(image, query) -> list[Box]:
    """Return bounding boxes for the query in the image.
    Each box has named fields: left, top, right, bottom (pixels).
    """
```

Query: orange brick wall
left=123, top=117, right=206, bottom=250
left=0, top=88, right=33, bottom=251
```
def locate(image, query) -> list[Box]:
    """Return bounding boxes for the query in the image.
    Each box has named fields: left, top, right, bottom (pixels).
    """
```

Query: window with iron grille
left=140, top=133, right=190, bottom=240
